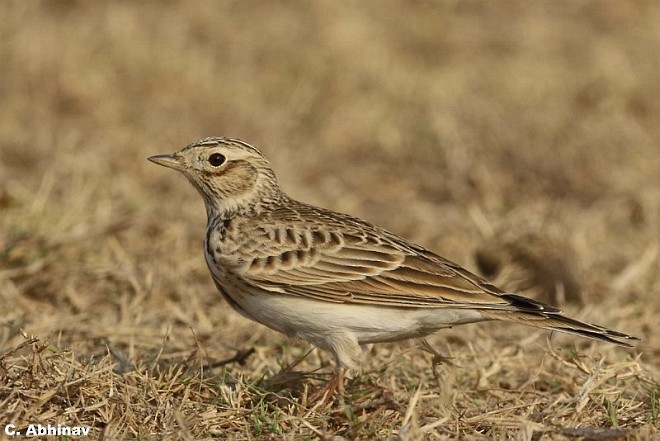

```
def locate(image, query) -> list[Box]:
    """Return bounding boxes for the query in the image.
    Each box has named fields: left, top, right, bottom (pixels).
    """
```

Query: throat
left=204, top=193, right=265, bottom=223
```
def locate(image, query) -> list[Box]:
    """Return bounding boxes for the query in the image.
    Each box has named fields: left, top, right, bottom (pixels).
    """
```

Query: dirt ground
left=1, top=1, right=659, bottom=439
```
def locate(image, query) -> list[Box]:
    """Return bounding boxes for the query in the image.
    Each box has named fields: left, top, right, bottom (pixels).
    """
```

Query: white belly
left=231, top=289, right=486, bottom=346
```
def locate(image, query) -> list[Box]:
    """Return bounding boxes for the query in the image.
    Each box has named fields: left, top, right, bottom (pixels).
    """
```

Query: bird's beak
left=148, top=154, right=185, bottom=171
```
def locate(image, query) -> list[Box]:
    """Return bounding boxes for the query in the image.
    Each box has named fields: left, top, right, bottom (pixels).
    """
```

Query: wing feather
left=242, top=223, right=512, bottom=308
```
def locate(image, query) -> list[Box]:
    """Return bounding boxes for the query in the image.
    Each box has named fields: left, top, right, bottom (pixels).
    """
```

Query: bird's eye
left=208, top=153, right=226, bottom=167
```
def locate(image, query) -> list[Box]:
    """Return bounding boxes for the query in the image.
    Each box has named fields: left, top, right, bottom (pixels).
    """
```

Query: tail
left=481, top=293, right=639, bottom=347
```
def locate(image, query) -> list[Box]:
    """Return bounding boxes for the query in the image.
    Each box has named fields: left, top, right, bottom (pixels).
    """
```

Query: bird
left=148, top=137, right=638, bottom=399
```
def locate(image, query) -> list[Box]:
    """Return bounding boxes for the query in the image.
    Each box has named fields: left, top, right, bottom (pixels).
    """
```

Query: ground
left=1, top=1, right=659, bottom=440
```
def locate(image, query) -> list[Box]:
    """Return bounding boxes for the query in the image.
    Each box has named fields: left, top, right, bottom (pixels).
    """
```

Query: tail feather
left=481, top=294, right=639, bottom=347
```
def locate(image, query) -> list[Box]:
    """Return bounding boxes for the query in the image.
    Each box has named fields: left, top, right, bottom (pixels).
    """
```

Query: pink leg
left=308, top=367, right=345, bottom=403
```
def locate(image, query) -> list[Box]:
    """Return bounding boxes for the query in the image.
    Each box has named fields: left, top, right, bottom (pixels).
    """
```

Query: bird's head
left=149, top=137, right=283, bottom=219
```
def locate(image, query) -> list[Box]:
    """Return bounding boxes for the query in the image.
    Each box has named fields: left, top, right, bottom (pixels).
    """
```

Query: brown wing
left=229, top=205, right=638, bottom=347
left=239, top=218, right=513, bottom=308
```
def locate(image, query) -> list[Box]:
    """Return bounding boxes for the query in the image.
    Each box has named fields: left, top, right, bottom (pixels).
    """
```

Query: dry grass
left=1, top=1, right=659, bottom=439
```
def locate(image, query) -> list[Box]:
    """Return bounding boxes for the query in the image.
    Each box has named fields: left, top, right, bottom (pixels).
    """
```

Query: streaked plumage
left=149, top=137, right=638, bottom=395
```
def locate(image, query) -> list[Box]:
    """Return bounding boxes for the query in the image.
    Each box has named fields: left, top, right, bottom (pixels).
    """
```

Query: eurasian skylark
left=149, top=137, right=637, bottom=396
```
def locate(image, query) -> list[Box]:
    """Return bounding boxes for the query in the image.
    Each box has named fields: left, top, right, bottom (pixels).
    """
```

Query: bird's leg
left=335, top=366, right=345, bottom=395
left=308, top=367, right=345, bottom=403
left=419, top=338, right=456, bottom=366
left=418, top=338, right=458, bottom=381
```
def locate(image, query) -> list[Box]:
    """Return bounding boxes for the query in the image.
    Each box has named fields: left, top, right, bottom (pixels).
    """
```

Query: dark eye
left=208, top=153, right=226, bottom=167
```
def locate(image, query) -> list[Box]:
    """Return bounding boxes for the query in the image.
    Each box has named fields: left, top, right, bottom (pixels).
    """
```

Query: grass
left=1, top=1, right=659, bottom=439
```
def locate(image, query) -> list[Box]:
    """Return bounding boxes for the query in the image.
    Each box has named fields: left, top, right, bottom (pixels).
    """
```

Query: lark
left=149, top=137, right=638, bottom=397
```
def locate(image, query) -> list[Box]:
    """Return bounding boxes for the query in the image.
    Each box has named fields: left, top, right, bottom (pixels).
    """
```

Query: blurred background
left=0, top=1, right=659, bottom=435
left=0, top=0, right=660, bottom=439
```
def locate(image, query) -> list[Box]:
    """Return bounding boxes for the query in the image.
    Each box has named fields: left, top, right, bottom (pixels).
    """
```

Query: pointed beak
left=148, top=153, right=185, bottom=171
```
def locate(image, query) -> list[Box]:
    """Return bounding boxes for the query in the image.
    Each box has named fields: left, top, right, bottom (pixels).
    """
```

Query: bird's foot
left=307, top=368, right=345, bottom=404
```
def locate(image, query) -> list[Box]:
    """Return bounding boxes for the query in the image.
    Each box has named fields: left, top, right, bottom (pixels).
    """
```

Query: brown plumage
left=149, top=137, right=638, bottom=397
